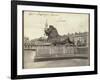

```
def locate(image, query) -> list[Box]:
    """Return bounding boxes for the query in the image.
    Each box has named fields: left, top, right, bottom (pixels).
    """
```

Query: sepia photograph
left=23, top=11, right=90, bottom=69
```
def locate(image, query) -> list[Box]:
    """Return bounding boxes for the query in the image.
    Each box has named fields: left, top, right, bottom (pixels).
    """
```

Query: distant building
left=68, top=32, right=89, bottom=47
left=24, top=37, right=31, bottom=48
left=24, top=37, right=29, bottom=43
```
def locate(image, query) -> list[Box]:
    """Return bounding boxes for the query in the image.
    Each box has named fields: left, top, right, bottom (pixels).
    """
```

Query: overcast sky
left=24, top=11, right=89, bottom=40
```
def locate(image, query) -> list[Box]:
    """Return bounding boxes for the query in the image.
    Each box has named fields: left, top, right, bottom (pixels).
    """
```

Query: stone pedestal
left=34, top=45, right=77, bottom=61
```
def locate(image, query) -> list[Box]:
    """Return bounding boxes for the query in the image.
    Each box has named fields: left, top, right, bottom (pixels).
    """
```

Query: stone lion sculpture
left=45, top=25, right=74, bottom=46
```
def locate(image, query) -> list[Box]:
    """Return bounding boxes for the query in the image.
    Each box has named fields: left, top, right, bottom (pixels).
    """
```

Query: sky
left=24, top=11, right=89, bottom=40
